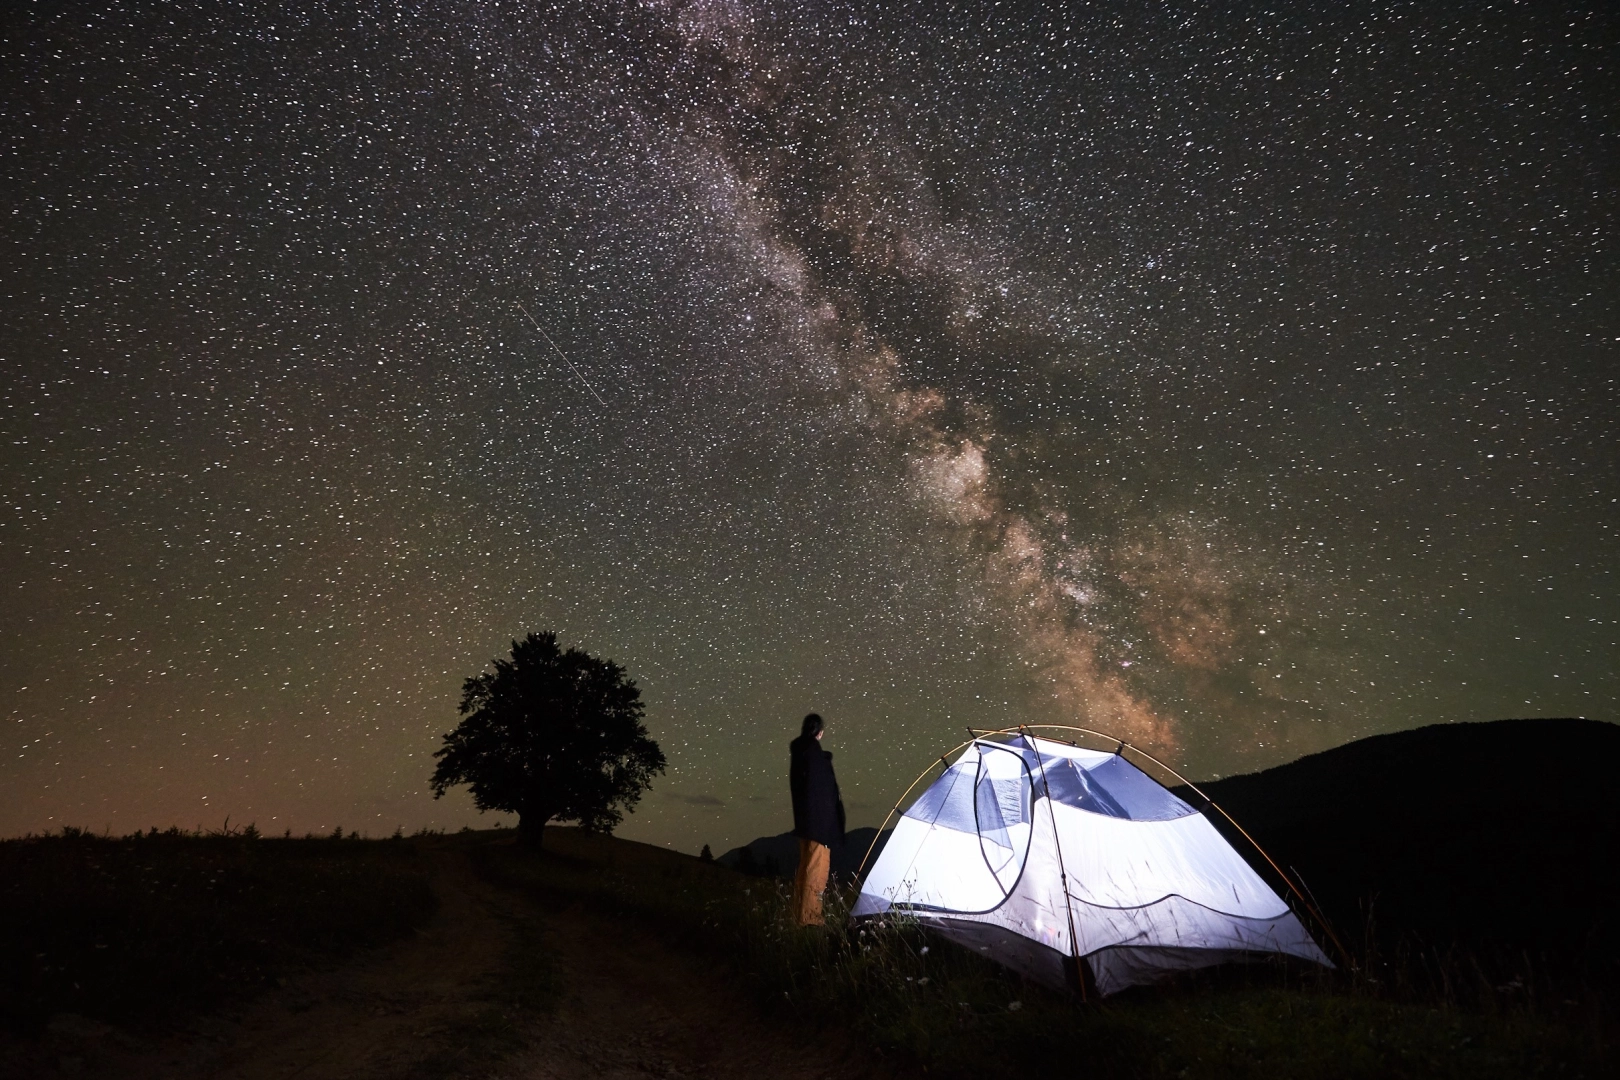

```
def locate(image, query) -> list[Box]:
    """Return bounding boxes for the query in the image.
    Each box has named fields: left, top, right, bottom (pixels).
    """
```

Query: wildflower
left=919, top=945, right=929, bottom=955
left=1008, top=1001, right=1023, bottom=1012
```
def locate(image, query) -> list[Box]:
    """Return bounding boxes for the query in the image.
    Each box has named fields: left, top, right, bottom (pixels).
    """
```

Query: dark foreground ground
left=1, top=825, right=1614, bottom=1079
left=0, top=829, right=897, bottom=1080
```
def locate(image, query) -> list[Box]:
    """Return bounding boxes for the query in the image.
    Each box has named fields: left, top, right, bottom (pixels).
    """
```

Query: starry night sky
left=3, top=1, right=1615, bottom=849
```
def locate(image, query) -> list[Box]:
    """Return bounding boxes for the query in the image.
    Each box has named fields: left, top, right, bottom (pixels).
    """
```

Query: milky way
left=3, top=1, right=1615, bottom=850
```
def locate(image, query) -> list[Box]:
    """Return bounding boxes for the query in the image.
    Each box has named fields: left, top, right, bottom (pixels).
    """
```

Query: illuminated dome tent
left=852, top=729, right=1335, bottom=995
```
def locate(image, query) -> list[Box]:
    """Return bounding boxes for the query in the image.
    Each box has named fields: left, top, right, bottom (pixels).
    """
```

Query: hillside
left=0, top=832, right=907, bottom=1080
left=1174, top=717, right=1620, bottom=970
left=717, top=826, right=888, bottom=879
left=3, top=826, right=1608, bottom=1077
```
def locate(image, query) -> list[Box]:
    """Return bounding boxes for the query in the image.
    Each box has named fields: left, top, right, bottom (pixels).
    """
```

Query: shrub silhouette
left=430, top=632, right=665, bottom=847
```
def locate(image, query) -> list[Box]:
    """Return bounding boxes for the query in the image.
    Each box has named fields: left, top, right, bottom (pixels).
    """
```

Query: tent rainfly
left=852, top=732, right=1333, bottom=995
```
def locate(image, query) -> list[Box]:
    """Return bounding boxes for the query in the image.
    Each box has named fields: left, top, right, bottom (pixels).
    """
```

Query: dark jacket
left=789, top=734, right=845, bottom=847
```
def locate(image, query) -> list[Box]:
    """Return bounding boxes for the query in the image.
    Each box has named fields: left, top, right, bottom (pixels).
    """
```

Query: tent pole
left=971, top=724, right=1352, bottom=970
left=968, top=739, right=1017, bottom=897
left=853, top=739, right=972, bottom=880
left=1020, top=726, right=1087, bottom=1001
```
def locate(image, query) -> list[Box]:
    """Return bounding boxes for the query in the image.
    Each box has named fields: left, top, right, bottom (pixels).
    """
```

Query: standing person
left=788, top=712, right=845, bottom=927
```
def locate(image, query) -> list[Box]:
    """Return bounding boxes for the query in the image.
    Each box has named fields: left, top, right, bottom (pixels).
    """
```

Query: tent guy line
left=513, top=299, right=609, bottom=406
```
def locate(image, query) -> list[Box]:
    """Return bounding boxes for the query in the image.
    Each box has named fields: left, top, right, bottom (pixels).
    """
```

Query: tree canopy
left=429, top=632, right=665, bottom=844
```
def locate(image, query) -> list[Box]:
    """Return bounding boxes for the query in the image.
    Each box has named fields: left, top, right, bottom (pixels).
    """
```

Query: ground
left=8, top=828, right=1609, bottom=1079
left=8, top=837, right=909, bottom=1080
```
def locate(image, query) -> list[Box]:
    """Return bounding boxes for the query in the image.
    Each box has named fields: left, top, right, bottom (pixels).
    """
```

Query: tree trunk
left=517, top=811, right=548, bottom=848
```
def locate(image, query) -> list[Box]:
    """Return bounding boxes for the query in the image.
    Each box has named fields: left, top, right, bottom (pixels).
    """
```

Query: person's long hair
left=801, top=713, right=824, bottom=739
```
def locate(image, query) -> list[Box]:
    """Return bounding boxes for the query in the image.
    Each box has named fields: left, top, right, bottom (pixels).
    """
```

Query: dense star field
left=2, top=1, right=1615, bottom=850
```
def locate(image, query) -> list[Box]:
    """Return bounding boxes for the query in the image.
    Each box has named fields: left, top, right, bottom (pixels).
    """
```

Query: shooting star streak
left=512, top=300, right=609, bottom=406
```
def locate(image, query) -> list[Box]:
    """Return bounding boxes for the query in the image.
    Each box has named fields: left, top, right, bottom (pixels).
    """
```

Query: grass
left=479, top=827, right=1615, bottom=1079
left=3, top=823, right=1607, bottom=1077
left=0, top=825, right=439, bottom=1033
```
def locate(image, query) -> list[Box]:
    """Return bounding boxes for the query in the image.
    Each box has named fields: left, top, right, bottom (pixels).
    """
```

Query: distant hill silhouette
left=718, top=826, right=889, bottom=880
left=1171, top=718, right=1619, bottom=971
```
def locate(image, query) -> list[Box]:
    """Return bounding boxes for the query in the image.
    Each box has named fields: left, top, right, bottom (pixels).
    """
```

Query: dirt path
left=20, top=843, right=912, bottom=1080
left=517, top=896, right=908, bottom=1080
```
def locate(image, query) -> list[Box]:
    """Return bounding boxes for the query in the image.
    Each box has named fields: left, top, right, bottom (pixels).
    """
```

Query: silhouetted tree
left=430, top=632, right=665, bottom=847
left=699, top=844, right=714, bottom=862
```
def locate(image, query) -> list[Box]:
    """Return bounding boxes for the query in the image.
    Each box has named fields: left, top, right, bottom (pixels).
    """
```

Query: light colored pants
left=791, top=838, right=830, bottom=926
